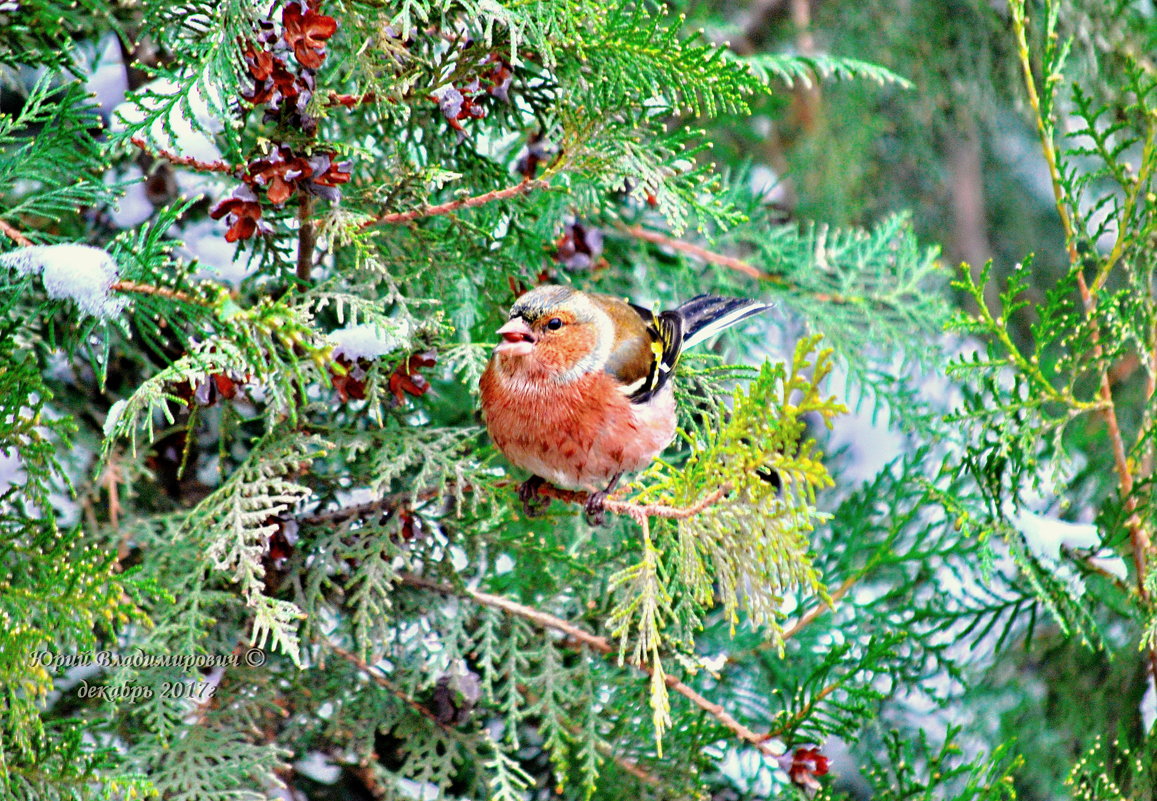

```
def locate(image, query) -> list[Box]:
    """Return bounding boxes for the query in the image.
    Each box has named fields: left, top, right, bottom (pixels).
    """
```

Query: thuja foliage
left=2, top=0, right=1153, bottom=800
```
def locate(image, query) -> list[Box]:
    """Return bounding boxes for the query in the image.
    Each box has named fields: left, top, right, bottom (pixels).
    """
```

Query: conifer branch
left=1012, top=0, right=1157, bottom=686
left=0, top=218, right=32, bottom=246
left=361, top=179, right=549, bottom=228
left=1090, top=124, right=1156, bottom=295
left=129, top=135, right=242, bottom=174
left=398, top=572, right=784, bottom=757
left=764, top=676, right=841, bottom=738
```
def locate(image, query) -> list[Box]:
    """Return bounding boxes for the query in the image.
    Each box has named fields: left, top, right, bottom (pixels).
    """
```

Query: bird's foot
left=517, top=476, right=551, bottom=518
left=583, top=491, right=610, bottom=527
left=583, top=473, right=622, bottom=527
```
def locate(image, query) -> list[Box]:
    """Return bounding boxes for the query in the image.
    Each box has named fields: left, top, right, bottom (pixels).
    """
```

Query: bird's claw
left=517, top=476, right=551, bottom=518
left=583, top=491, right=609, bottom=527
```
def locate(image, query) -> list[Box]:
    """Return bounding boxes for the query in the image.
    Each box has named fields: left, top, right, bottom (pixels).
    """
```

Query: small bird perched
left=480, top=284, right=772, bottom=524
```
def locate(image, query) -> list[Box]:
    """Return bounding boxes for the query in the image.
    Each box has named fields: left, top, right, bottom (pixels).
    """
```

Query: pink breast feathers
left=481, top=368, right=676, bottom=491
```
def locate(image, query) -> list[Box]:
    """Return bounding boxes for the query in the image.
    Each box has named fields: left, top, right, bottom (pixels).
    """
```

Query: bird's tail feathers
left=677, top=295, right=773, bottom=350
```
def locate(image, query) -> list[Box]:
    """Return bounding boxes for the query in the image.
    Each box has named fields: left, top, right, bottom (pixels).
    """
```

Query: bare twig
left=328, top=643, right=454, bottom=734
left=789, top=0, right=821, bottom=132
left=781, top=573, right=857, bottom=642
left=300, top=485, right=456, bottom=526
left=0, top=218, right=32, bottom=246
left=619, top=223, right=768, bottom=280
left=129, top=135, right=242, bottom=175
left=301, top=480, right=727, bottom=529
left=110, top=279, right=206, bottom=306
left=324, top=91, right=379, bottom=108
left=361, top=179, right=548, bottom=228
left=606, top=748, right=661, bottom=786
left=532, top=482, right=732, bottom=526
left=398, top=572, right=784, bottom=757
left=297, top=192, right=316, bottom=284
left=617, top=223, right=850, bottom=304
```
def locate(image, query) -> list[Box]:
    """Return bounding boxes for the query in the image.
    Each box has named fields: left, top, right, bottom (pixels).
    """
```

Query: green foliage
left=1067, top=734, right=1156, bottom=801
left=861, top=727, right=1022, bottom=801
left=0, top=75, right=106, bottom=227
left=739, top=51, right=913, bottom=91
left=7, top=0, right=1157, bottom=799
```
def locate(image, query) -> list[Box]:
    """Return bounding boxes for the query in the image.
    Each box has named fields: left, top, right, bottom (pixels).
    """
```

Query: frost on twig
left=2, top=244, right=128, bottom=319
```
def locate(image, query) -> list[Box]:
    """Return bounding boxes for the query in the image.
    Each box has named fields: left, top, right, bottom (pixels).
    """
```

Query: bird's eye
left=546, top=317, right=564, bottom=330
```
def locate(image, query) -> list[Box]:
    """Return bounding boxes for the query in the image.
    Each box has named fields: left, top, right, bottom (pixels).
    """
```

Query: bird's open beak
left=494, top=317, right=536, bottom=357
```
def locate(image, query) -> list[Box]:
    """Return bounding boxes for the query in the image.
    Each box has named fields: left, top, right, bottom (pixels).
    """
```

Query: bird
left=479, top=284, right=772, bottom=524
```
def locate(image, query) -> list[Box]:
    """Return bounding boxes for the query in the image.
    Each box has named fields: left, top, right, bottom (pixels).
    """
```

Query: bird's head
left=492, top=285, right=611, bottom=381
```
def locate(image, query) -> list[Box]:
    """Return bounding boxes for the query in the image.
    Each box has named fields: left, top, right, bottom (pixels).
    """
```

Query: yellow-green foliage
left=608, top=335, right=845, bottom=740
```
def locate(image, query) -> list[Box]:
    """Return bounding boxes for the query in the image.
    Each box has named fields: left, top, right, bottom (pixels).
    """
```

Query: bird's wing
left=594, top=293, right=683, bottom=404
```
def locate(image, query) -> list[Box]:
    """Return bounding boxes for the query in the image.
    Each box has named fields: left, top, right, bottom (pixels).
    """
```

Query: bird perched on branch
left=480, top=284, right=772, bottom=524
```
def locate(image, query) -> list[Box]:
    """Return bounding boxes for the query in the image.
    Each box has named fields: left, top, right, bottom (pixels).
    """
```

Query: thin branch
left=780, top=572, right=857, bottom=642
left=764, top=677, right=841, bottom=739
left=2, top=221, right=206, bottom=309
left=300, top=484, right=456, bottom=525
left=129, top=135, right=242, bottom=175
left=618, top=223, right=852, bottom=305
left=1090, top=122, right=1157, bottom=295
left=324, top=91, right=379, bottom=108
left=605, top=748, right=661, bottom=786
left=296, top=192, right=316, bottom=284
left=789, top=0, right=821, bottom=132
left=361, top=178, right=548, bottom=228
left=302, top=480, right=728, bottom=528
left=619, top=223, right=768, bottom=280
left=520, top=684, right=662, bottom=786
left=398, top=572, right=784, bottom=757
left=1012, top=3, right=1157, bottom=686
left=533, top=482, right=731, bottom=525
left=110, top=279, right=207, bottom=306
left=328, top=643, right=454, bottom=734
left=0, top=218, right=32, bottom=246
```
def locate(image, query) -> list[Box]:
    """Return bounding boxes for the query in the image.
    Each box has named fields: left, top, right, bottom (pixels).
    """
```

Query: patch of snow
left=102, top=399, right=128, bottom=438
left=107, top=166, right=155, bottom=228
left=295, top=751, right=341, bottom=785
left=84, top=34, right=129, bottom=118
left=112, top=76, right=224, bottom=167
left=329, top=322, right=407, bottom=361
left=180, top=218, right=249, bottom=285
left=1143, top=673, right=1155, bottom=733
left=750, top=163, right=788, bottom=206
left=0, top=449, right=25, bottom=490
left=1014, top=509, right=1099, bottom=560
left=2, top=244, right=127, bottom=318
